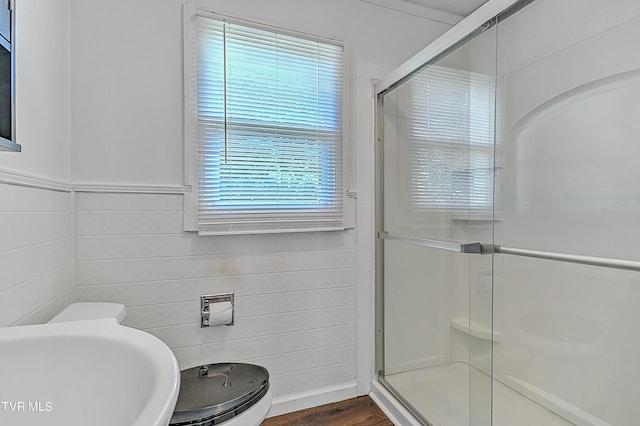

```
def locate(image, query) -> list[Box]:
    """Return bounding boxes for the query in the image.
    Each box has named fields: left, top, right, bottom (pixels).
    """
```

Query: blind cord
left=223, top=22, right=228, bottom=164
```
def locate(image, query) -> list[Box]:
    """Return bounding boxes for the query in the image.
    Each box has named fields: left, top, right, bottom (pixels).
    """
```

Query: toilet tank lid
left=48, top=302, right=127, bottom=324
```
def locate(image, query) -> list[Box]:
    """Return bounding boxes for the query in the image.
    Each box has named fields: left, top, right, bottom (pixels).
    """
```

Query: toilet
left=49, top=303, right=272, bottom=426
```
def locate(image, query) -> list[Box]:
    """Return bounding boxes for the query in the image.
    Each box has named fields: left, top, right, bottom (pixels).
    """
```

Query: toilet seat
left=170, top=363, right=270, bottom=426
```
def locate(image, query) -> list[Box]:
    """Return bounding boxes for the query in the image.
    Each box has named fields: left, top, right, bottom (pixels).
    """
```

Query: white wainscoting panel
left=0, top=183, right=72, bottom=326
left=75, top=192, right=358, bottom=402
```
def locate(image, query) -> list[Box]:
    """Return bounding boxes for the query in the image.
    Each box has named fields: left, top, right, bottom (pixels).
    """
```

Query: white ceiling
left=404, top=0, right=488, bottom=17
left=364, top=0, right=489, bottom=21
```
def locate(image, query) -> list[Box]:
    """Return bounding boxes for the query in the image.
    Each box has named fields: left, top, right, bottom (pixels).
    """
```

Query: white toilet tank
left=48, top=302, right=127, bottom=324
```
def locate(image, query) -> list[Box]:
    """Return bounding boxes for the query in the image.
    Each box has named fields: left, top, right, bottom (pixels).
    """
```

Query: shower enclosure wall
left=375, top=1, right=640, bottom=425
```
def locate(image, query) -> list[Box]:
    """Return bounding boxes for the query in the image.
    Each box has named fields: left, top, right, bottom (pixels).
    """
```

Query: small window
left=184, top=8, right=346, bottom=235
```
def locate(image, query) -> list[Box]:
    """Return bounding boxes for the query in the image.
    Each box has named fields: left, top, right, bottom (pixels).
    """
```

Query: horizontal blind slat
left=194, top=14, right=344, bottom=233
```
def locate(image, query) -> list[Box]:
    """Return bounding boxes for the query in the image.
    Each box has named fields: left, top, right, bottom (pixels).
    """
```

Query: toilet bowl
left=49, top=303, right=272, bottom=426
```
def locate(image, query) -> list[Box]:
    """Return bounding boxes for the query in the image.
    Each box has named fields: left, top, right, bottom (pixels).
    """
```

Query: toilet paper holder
left=201, top=293, right=234, bottom=327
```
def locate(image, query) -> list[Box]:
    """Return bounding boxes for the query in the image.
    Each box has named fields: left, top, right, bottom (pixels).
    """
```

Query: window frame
left=0, top=0, right=19, bottom=152
left=182, top=5, right=353, bottom=235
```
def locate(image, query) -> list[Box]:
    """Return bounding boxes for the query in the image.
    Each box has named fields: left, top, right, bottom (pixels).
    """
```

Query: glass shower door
left=377, top=22, right=497, bottom=426
left=492, top=1, right=640, bottom=425
left=378, top=1, right=640, bottom=425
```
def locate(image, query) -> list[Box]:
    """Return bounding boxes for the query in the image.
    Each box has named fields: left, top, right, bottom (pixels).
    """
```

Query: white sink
left=0, top=318, right=180, bottom=426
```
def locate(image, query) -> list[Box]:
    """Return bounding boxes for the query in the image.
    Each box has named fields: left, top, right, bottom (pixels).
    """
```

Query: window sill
left=195, top=226, right=352, bottom=236
left=0, top=138, right=20, bottom=152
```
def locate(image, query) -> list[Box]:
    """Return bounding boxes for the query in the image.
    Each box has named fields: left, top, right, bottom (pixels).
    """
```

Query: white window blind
left=189, top=12, right=345, bottom=234
left=407, top=65, right=495, bottom=211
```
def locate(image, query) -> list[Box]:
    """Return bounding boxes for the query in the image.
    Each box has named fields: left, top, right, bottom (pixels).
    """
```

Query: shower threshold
left=384, top=362, right=572, bottom=426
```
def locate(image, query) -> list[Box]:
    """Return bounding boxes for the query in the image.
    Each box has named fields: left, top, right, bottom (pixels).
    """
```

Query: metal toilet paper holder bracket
left=201, top=293, right=234, bottom=327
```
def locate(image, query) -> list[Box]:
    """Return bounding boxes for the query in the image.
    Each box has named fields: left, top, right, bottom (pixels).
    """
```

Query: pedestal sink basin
left=0, top=318, right=180, bottom=426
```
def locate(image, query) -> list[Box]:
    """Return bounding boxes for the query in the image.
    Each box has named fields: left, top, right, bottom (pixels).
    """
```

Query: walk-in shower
left=375, top=0, right=640, bottom=425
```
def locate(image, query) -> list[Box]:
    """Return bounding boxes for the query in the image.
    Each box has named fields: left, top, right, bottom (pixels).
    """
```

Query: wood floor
left=261, top=396, right=393, bottom=426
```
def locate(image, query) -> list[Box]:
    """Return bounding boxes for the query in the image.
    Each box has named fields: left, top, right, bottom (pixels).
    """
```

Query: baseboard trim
left=370, top=380, right=423, bottom=426
left=267, top=381, right=358, bottom=418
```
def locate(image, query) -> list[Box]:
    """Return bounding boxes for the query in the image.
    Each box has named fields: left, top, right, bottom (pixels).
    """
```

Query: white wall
left=0, top=0, right=460, bottom=417
left=74, top=192, right=359, bottom=413
left=0, top=0, right=72, bottom=326
left=0, top=0, right=70, bottom=182
left=0, top=184, right=72, bottom=326
left=70, top=0, right=449, bottom=185
left=68, top=0, right=452, bottom=415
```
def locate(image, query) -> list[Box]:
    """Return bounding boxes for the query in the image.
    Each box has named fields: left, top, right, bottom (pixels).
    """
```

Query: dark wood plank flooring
left=261, top=396, right=393, bottom=426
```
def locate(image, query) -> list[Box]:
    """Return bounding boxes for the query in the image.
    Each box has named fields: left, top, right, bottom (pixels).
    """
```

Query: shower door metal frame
left=373, top=0, right=532, bottom=97
left=374, top=89, right=497, bottom=426
left=373, top=1, right=536, bottom=425
left=374, top=90, right=385, bottom=384
left=375, top=87, right=438, bottom=426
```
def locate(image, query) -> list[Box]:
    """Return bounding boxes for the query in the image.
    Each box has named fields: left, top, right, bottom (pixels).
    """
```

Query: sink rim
left=0, top=318, right=180, bottom=426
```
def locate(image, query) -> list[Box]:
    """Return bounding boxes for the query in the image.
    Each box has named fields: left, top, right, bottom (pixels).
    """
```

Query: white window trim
left=182, top=3, right=354, bottom=235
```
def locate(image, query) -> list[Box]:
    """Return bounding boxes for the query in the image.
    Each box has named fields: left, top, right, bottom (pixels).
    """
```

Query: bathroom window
left=184, top=8, right=346, bottom=235
left=407, top=65, right=494, bottom=212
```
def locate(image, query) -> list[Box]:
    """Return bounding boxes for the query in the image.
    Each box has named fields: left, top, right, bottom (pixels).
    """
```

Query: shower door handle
left=461, top=242, right=495, bottom=254
left=493, top=245, right=640, bottom=272
left=378, top=232, right=494, bottom=254
left=379, top=232, right=640, bottom=272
